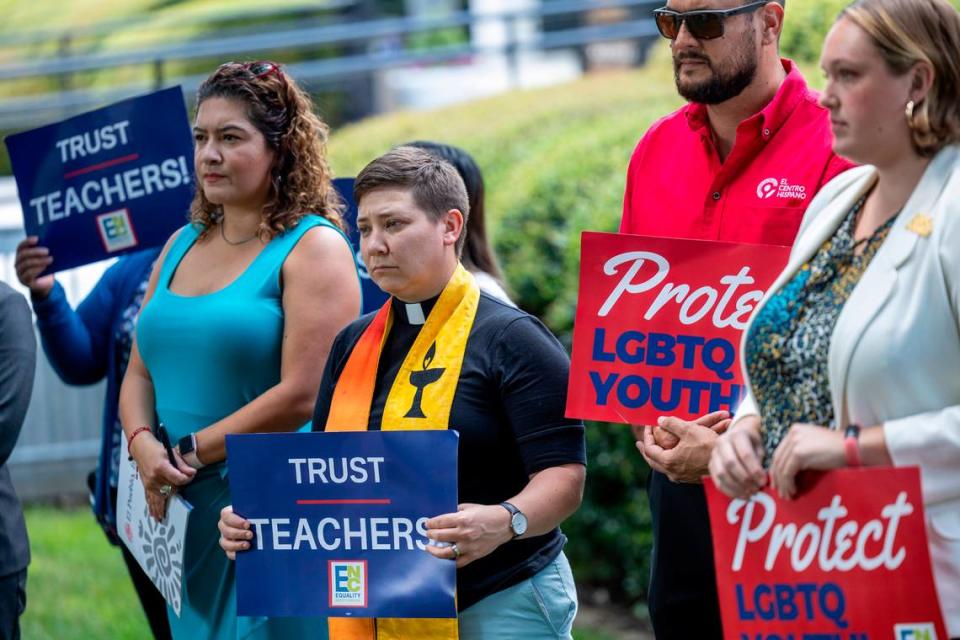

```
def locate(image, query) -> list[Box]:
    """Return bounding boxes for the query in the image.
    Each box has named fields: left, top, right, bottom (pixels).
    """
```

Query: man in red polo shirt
left=621, top=1, right=851, bottom=638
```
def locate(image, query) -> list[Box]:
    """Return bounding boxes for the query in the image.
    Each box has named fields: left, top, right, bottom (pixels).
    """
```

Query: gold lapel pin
left=906, top=213, right=933, bottom=237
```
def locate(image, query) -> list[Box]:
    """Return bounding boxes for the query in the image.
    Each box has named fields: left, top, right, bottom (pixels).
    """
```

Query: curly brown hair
left=190, top=61, right=344, bottom=238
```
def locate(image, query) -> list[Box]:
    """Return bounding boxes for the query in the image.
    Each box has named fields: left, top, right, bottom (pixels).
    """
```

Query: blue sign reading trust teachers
left=5, top=86, right=194, bottom=274
left=226, top=431, right=458, bottom=619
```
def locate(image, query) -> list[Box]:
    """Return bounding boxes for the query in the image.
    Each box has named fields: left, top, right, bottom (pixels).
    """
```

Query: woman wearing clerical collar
left=220, top=146, right=587, bottom=639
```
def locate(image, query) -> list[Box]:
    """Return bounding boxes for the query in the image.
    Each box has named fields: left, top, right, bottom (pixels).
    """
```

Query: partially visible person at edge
left=13, top=241, right=168, bottom=639
left=619, top=1, right=853, bottom=637
left=0, top=284, right=35, bottom=640
left=118, top=61, right=361, bottom=639
left=219, top=146, right=586, bottom=639
left=406, top=140, right=515, bottom=306
left=710, top=0, right=960, bottom=635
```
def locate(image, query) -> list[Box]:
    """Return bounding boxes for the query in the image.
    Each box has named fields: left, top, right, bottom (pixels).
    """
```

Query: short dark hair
left=354, top=146, right=470, bottom=254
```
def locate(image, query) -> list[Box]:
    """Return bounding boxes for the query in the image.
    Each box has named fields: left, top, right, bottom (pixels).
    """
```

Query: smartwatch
left=177, top=433, right=205, bottom=470
left=500, top=501, right=528, bottom=538
left=843, top=424, right=862, bottom=467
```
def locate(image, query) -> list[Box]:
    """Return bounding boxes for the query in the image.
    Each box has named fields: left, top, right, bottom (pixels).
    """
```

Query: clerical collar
left=391, top=294, right=439, bottom=326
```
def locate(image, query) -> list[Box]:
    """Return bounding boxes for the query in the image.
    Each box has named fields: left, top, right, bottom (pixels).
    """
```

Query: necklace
left=219, top=221, right=258, bottom=246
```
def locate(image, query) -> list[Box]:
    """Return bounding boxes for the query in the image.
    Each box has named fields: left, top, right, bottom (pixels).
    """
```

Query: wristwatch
left=500, top=501, right=528, bottom=538
left=177, top=433, right=205, bottom=470
left=843, top=424, right=862, bottom=467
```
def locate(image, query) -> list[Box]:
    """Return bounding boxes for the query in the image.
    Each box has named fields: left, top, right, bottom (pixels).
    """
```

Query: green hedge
left=782, top=0, right=960, bottom=65
left=781, top=0, right=856, bottom=64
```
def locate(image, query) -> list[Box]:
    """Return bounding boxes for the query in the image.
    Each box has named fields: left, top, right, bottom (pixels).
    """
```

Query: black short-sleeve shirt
left=312, top=292, right=586, bottom=611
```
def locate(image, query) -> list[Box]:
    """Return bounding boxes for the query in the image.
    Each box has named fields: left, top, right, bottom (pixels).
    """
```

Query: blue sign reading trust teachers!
left=5, top=86, right=194, bottom=274
left=226, top=431, right=459, bottom=619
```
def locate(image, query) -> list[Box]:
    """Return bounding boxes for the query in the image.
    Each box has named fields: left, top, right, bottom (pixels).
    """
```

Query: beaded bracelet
left=127, top=426, right=152, bottom=460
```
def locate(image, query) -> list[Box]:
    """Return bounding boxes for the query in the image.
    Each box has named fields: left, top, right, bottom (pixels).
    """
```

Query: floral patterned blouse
left=745, top=196, right=897, bottom=463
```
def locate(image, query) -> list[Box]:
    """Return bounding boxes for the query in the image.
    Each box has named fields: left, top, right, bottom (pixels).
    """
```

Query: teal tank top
left=137, top=215, right=354, bottom=447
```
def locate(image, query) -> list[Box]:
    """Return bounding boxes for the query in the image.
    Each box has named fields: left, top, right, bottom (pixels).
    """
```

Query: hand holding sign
left=425, top=503, right=513, bottom=568
left=770, top=423, right=847, bottom=499
left=709, top=415, right=767, bottom=499
left=218, top=505, right=253, bottom=560
left=14, top=237, right=54, bottom=299
left=128, top=431, right=195, bottom=520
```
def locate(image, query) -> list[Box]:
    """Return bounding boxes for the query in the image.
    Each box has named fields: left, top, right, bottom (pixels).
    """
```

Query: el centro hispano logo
left=756, top=177, right=808, bottom=201
left=329, top=560, right=368, bottom=608
left=756, top=177, right=779, bottom=199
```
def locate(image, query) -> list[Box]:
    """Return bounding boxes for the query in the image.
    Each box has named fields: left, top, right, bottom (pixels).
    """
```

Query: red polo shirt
left=620, top=59, right=852, bottom=246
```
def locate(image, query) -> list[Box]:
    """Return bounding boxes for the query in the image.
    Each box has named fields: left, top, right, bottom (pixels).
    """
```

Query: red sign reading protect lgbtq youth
left=565, top=232, right=789, bottom=425
left=704, top=468, right=947, bottom=640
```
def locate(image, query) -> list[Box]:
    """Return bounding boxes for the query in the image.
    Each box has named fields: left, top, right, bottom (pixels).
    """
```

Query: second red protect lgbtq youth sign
left=704, top=468, right=947, bottom=639
left=566, top=232, right=789, bottom=425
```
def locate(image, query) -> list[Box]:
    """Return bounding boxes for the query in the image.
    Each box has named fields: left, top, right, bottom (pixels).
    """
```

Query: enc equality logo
left=756, top=177, right=808, bottom=201
left=96, top=208, right=138, bottom=252
left=894, top=623, right=938, bottom=640
left=329, top=560, right=368, bottom=608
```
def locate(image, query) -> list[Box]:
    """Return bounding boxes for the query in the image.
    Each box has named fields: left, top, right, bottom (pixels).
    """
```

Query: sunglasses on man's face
left=653, top=1, right=769, bottom=41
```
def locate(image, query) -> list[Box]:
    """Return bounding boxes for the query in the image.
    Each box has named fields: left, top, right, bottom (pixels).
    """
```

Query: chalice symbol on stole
left=404, top=342, right=445, bottom=418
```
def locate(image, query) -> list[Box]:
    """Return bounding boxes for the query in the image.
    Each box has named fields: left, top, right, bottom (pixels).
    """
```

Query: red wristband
left=843, top=424, right=862, bottom=467
left=127, top=426, right=152, bottom=454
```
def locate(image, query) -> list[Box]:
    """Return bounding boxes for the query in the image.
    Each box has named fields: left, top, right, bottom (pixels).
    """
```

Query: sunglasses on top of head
left=217, top=60, right=285, bottom=80
left=653, top=1, right=770, bottom=41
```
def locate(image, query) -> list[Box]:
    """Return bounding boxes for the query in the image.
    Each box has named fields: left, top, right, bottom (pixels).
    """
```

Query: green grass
left=22, top=506, right=625, bottom=639
left=22, top=507, right=151, bottom=639
left=573, top=630, right=619, bottom=640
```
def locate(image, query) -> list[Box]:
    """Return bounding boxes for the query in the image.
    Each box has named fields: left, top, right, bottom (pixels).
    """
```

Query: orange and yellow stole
left=325, top=264, right=479, bottom=640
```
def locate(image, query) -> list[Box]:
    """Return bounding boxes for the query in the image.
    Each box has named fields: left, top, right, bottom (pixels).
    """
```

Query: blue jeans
left=458, top=552, right=578, bottom=640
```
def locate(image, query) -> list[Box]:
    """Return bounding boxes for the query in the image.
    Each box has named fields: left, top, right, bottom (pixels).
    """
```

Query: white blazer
left=735, top=145, right=960, bottom=635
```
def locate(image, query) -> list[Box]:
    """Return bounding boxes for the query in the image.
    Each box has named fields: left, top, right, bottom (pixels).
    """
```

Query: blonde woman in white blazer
left=709, top=0, right=960, bottom=634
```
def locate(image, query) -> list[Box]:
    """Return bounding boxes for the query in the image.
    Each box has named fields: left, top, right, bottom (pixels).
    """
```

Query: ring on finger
left=451, top=543, right=460, bottom=560
left=159, top=484, right=173, bottom=497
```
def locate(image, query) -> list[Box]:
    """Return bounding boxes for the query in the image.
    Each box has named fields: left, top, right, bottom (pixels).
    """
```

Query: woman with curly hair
left=119, top=61, right=360, bottom=639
